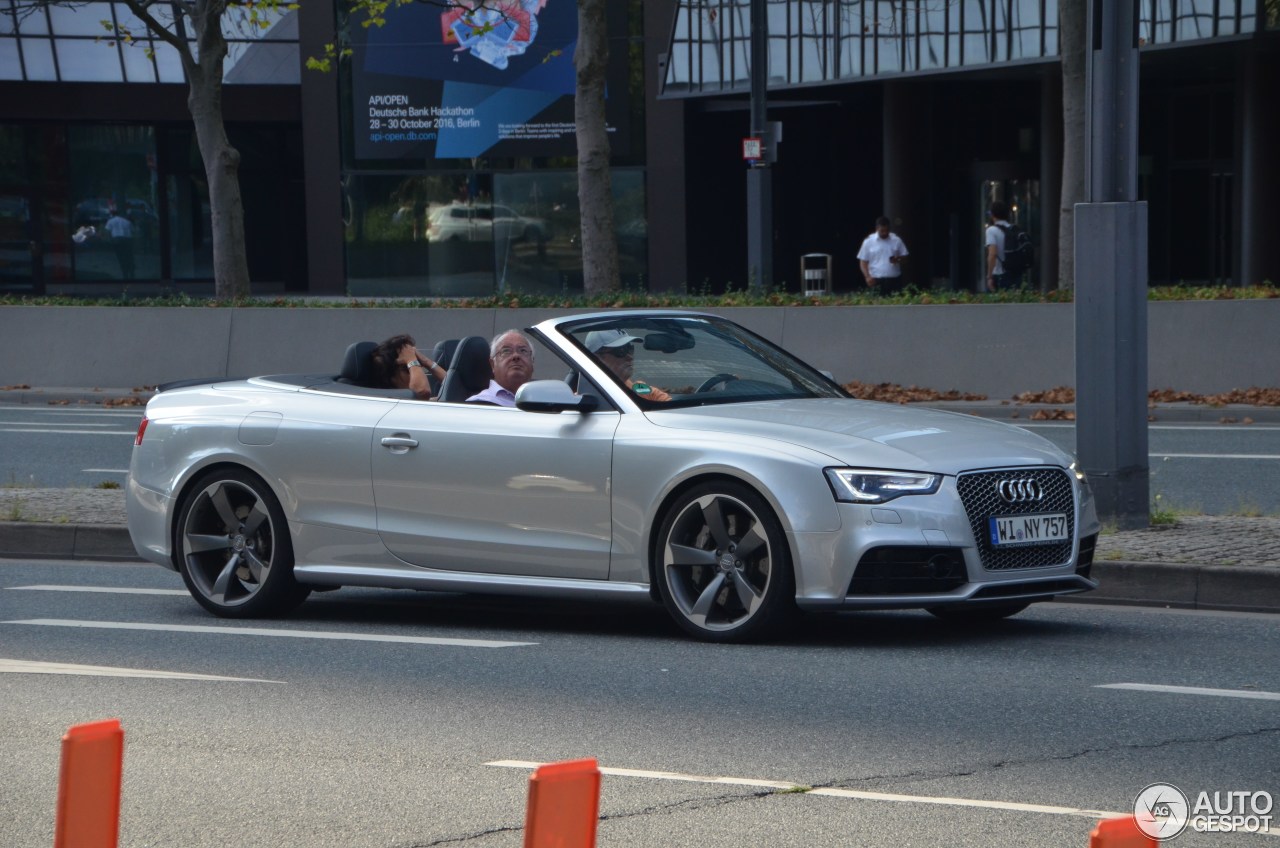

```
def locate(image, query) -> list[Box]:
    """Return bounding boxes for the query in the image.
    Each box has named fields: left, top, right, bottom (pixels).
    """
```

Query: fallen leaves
left=842, top=381, right=988, bottom=404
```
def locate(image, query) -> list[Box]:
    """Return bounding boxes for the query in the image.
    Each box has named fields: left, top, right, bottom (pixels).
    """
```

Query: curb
left=0, top=523, right=142, bottom=562
left=1, top=523, right=1277, bottom=614
left=1057, top=560, right=1280, bottom=614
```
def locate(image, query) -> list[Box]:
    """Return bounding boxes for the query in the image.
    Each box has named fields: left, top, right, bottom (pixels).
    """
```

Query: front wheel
left=654, top=481, right=794, bottom=642
left=174, top=468, right=309, bottom=618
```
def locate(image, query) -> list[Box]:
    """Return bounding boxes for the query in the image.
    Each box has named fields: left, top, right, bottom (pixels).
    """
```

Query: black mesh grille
left=957, top=467, right=1075, bottom=571
left=847, top=546, right=967, bottom=595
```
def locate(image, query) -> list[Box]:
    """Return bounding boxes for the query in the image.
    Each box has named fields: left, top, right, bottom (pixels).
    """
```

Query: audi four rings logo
left=996, top=479, right=1043, bottom=503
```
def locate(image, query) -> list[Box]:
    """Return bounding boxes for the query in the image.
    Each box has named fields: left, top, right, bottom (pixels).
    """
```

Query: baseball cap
left=585, top=328, right=642, bottom=353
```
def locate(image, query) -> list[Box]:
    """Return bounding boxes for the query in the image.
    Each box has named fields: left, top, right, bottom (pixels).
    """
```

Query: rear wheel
left=174, top=468, right=309, bottom=618
left=926, top=601, right=1031, bottom=623
left=654, top=481, right=794, bottom=642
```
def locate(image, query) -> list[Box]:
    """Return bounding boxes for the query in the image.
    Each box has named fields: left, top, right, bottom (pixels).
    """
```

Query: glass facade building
left=1, top=0, right=1277, bottom=296
left=663, top=0, right=1268, bottom=95
left=0, top=3, right=303, bottom=295
left=648, top=0, right=1280, bottom=291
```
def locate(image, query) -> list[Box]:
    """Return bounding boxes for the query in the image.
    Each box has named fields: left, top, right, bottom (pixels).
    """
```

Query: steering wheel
left=696, top=373, right=739, bottom=393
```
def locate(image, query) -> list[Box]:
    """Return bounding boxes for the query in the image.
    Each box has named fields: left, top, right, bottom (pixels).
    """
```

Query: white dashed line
left=8, top=585, right=188, bottom=596
left=3, top=619, right=536, bottom=648
left=486, top=761, right=1124, bottom=821
left=1097, top=683, right=1280, bottom=701
left=0, top=658, right=278, bottom=682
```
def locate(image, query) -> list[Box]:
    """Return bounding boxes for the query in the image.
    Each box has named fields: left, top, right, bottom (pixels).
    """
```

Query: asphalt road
left=1021, top=421, right=1280, bottom=515
left=2, top=559, right=1277, bottom=847
left=2, top=406, right=1278, bottom=515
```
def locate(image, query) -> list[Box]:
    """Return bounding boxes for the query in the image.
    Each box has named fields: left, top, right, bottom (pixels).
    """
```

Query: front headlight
left=824, top=468, right=942, bottom=504
left=1069, top=460, right=1088, bottom=484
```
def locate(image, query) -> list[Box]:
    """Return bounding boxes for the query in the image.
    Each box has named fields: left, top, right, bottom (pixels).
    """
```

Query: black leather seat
left=336, top=341, right=378, bottom=386
left=428, top=338, right=459, bottom=396
left=437, top=336, right=495, bottom=403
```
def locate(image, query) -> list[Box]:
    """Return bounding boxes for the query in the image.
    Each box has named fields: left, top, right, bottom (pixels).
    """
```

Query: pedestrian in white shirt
left=857, top=216, right=908, bottom=293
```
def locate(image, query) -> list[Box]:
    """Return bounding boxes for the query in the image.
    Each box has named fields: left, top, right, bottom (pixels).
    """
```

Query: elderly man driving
left=468, top=329, right=535, bottom=406
left=586, top=328, right=671, bottom=401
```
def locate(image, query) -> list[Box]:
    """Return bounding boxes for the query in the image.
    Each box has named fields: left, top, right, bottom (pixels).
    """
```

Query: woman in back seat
left=371, top=334, right=445, bottom=400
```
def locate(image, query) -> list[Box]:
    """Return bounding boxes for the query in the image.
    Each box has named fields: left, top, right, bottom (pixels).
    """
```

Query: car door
left=371, top=400, right=620, bottom=579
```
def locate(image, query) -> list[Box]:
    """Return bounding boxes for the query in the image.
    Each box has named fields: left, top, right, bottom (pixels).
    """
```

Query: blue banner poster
left=350, top=1, right=624, bottom=161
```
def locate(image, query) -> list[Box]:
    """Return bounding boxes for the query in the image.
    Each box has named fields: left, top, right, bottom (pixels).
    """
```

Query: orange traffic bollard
left=54, top=719, right=124, bottom=848
left=1090, top=815, right=1159, bottom=847
left=524, top=758, right=601, bottom=848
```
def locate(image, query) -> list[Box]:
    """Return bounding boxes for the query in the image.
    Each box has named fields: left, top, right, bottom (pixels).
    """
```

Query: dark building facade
left=652, top=0, right=1280, bottom=293
left=2, top=1, right=1277, bottom=297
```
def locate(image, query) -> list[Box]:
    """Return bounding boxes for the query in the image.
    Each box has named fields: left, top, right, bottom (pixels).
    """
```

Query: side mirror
left=515, top=379, right=599, bottom=413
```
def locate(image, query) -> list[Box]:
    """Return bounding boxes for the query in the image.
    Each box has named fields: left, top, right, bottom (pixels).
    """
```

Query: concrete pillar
left=1040, top=72, right=1062, bottom=291
left=644, top=0, right=688, bottom=292
left=299, top=0, right=346, bottom=295
left=1237, top=46, right=1279, bottom=288
left=882, top=81, right=930, bottom=286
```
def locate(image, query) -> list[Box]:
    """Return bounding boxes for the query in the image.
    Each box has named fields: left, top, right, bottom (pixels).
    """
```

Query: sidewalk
left=2, top=385, right=1279, bottom=613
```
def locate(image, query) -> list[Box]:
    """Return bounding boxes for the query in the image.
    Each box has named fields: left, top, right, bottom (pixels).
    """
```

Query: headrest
left=438, top=335, right=494, bottom=403
left=428, top=338, right=460, bottom=395
left=338, top=341, right=378, bottom=386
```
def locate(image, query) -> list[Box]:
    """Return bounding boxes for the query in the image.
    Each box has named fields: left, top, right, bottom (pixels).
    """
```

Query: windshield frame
left=556, top=313, right=850, bottom=410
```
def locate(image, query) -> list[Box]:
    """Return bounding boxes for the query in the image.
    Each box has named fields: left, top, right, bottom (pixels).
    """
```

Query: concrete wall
left=1, top=301, right=1275, bottom=397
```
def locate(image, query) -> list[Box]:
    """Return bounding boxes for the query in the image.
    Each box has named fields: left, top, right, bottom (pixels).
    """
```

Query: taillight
left=134, top=416, right=149, bottom=446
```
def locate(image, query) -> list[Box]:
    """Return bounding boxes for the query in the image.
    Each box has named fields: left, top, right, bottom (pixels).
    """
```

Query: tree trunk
left=183, top=0, right=250, bottom=301
left=575, top=0, right=619, bottom=295
left=1058, top=0, right=1087, bottom=291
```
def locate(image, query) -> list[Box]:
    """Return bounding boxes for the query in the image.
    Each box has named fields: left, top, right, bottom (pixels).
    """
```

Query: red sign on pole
left=742, top=137, right=763, bottom=160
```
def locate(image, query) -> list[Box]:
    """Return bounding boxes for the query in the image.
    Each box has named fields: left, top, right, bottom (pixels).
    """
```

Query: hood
left=645, top=398, right=1071, bottom=476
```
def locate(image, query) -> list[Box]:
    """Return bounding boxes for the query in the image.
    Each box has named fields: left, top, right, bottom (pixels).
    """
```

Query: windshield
left=561, top=315, right=848, bottom=408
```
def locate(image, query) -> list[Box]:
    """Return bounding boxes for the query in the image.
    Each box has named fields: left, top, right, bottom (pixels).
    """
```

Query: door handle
left=380, top=435, right=419, bottom=450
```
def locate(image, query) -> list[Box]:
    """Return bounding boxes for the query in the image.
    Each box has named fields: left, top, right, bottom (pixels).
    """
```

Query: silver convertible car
left=127, top=310, right=1100, bottom=642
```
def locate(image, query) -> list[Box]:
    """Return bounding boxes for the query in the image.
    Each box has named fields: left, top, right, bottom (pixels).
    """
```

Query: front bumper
left=790, top=474, right=1099, bottom=611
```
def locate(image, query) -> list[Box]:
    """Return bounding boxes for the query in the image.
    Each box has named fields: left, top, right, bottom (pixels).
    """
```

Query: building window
left=68, top=125, right=160, bottom=282
left=0, top=0, right=299, bottom=84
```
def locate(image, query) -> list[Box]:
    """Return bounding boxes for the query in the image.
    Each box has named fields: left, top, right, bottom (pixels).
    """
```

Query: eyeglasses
left=495, top=346, right=533, bottom=360
left=599, top=344, right=634, bottom=357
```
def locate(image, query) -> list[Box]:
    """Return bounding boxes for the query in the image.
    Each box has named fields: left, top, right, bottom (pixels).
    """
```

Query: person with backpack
left=984, top=200, right=1031, bottom=290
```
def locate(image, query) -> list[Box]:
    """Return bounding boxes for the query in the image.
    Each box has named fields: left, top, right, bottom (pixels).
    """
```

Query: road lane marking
left=0, top=421, right=122, bottom=427
left=486, top=761, right=1124, bottom=821
left=8, top=585, right=188, bottom=596
left=0, top=428, right=136, bottom=436
left=1097, top=683, right=1280, bottom=701
left=1152, top=453, right=1280, bottom=460
left=82, top=468, right=128, bottom=474
left=0, top=657, right=279, bottom=682
left=3, top=619, right=536, bottom=648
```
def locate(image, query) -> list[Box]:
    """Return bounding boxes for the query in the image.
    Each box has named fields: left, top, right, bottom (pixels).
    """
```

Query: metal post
left=1075, top=0, right=1149, bottom=529
left=746, top=0, right=772, bottom=291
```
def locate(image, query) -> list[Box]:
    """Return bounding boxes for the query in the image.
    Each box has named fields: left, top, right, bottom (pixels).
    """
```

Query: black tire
left=926, top=601, right=1031, bottom=623
left=174, top=467, right=309, bottom=618
left=654, top=481, right=795, bottom=642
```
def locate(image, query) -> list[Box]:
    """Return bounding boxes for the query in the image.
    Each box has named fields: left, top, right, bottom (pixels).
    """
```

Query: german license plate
left=988, top=513, right=1069, bottom=546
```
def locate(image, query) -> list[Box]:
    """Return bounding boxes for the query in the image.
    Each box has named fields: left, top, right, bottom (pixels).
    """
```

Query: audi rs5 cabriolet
left=127, top=310, right=1099, bottom=642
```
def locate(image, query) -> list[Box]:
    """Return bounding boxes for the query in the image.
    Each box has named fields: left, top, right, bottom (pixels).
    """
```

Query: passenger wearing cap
left=586, top=329, right=672, bottom=402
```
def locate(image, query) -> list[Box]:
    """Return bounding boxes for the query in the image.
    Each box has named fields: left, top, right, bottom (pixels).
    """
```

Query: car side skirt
left=292, top=564, right=656, bottom=604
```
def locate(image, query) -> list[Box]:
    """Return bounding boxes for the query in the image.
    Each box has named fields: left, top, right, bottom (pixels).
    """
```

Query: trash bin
left=801, top=253, right=832, bottom=296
